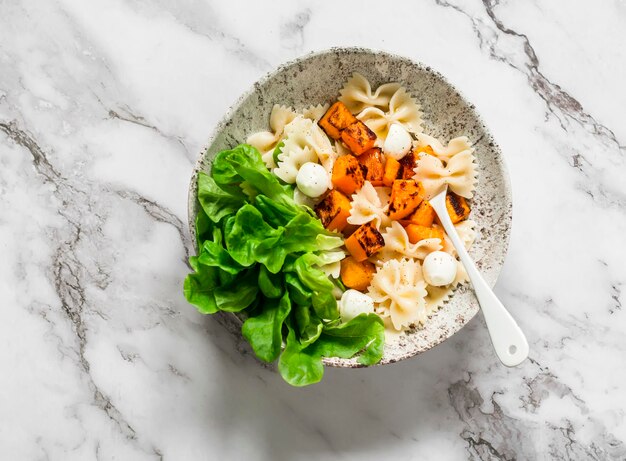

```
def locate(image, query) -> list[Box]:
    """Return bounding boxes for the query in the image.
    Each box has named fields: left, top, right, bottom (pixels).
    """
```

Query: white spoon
left=429, top=188, right=529, bottom=366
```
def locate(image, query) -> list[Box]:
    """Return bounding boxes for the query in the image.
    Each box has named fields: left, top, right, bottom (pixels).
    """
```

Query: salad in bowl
left=185, top=49, right=511, bottom=386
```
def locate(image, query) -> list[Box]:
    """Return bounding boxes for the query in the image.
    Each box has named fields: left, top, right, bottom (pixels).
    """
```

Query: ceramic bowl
left=188, top=47, right=512, bottom=367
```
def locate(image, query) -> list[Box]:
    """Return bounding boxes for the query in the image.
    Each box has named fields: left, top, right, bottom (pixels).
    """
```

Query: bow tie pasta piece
left=347, top=181, right=390, bottom=229
left=339, top=73, right=402, bottom=114
left=274, top=145, right=317, bottom=183
left=412, top=150, right=478, bottom=199
left=377, top=222, right=443, bottom=263
left=415, top=133, right=473, bottom=164
left=275, top=116, right=336, bottom=183
left=247, top=105, right=298, bottom=168
left=367, top=258, right=428, bottom=330
left=358, top=87, right=423, bottom=139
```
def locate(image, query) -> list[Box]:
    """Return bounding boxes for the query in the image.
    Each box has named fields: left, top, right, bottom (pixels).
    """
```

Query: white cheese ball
left=295, top=162, right=329, bottom=198
left=422, top=251, right=457, bottom=287
left=339, top=289, right=375, bottom=322
left=383, top=123, right=412, bottom=160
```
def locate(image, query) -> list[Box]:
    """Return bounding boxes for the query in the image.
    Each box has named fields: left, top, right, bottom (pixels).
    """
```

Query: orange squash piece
left=402, top=200, right=436, bottom=227
left=341, top=120, right=377, bottom=155
left=357, top=147, right=385, bottom=184
left=344, top=223, right=384, bottom=262
left=405, top=224, right=445, bottom=244
left=388, top=180, right=425, bottom=221
left=446, top=192, right=471, bottom=224
left=340, top=256, right=376, bottom=291
left=400, top=149, right=421, bottom=179
left=382, top=157, right=402, bottom=187
left=318, top=101, right=358, bottom=139
left=314, top=189, right=351, bottom=232
left=332, top=154, right=364, bottom=196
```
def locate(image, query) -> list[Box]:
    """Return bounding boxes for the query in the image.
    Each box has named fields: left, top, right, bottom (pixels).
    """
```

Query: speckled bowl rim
left=188, top=46, right=513, bottom=368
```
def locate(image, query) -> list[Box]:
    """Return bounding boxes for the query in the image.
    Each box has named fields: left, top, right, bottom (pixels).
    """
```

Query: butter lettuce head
left=184, top=144, right=384, bottom=386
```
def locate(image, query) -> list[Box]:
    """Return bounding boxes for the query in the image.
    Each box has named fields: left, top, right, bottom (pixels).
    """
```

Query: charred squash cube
left=341, top=120, right=377, bottom=155
left=314, top=189, right=352, bottom=232
left=340, top=256, right=376, bottom=291
left=388, top=179, right=425, bottom=221
left=400, top=149, right=421, bottom=179
left=344, top=223, right=384, bottom=262
left=332, top=154, right=365, bottom=196
left=446, top=192, right=471, bottom=223
left=382, top=157, right=402, bottom=187
left=403, top=200, right=436, bottom=227
left=318, top=101, right=358, bottom=139
left=405, top=224, right=445, bottom=244
left=357, top=147, right=385, bottom=185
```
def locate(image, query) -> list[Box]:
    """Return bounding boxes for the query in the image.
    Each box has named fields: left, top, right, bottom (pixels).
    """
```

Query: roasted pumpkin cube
left=400, top=149, right=420, bottom=179
left=344, top=223, right=384, bottom=262
left=314, top=189, right=351, bottom=232
left=332, top=154, right=364, bottom=196
left=357, top=147, right=385, bottom=184
left=388, top=179, right=425, bottom=221
left=318, top=101, right=358, bottom=139
left=446, top=192, right=471, bottom=223
left=341, top=120, right=377, bottom=155
left=405, top=224, right=444, bottom=244
left=403, top=200, right=436, bottom=227
left=382, top=157, right=402, bottom=187
left=340, top=256, right=376, bottom=291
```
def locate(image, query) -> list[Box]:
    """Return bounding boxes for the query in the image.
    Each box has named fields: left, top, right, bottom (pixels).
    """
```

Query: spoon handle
left=429, top=189, right=529, bottom=366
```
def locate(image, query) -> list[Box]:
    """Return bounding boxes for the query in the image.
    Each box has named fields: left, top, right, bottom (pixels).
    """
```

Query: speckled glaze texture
left=188, top=48, right=512, bottom=367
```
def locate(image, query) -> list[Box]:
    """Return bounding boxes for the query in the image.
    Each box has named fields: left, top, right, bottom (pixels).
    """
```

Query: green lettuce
left=183, top=144, right=385, bottom=386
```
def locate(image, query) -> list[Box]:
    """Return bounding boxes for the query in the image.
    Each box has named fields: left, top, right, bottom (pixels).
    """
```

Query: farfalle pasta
left=247, top=105, right=298, bottom=168
left=376, top=221, right=442, bottom=263
left=339, top=73, right=401, bottom=113
left=348, top=181, right=390, bottom=229
left=412, top=150, right=478, bottom=199
left=242, top=73, right=481, bottom=334
left=367, top=258, right=428, bottom=330
left=358, top=87, right=423, bottom=139
left=275, top=116, right=335, bottom=182
left=415, top=133, right=472, bottom=163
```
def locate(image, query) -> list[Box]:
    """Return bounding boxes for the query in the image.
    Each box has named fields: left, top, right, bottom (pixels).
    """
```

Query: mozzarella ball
left=339, top=289, right=375, bottom=322
left=422, top=251, right=458, bottom=287
left=296, top=162, right=329, bottom=198
left=383, top=123, right=412, bottom=160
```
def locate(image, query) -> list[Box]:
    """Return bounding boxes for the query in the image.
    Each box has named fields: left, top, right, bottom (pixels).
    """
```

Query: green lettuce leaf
left=258, top=265, right=284, bottom=299
left=242, top=292, right=291, bottom=362
left=195, top=207, right=213, bottom=249
left=224, top=205, right=286, bottom=273
left=212, top=144, right=292, bottom=202
left=293, top=254, right=338, bottom=320
left=310, top=314, right=385, bottom=366
left=185, top=143, right=386, bottom=387
left=284, top=273, right=312, bottom=306
left=278, top=322, right=324, bottom=387
left=197, top=172, right=246, bottom=223
left=184, top=257, right=219, bottom=314
left=213, top=267, right=259, bottom=312
left=198, top=239, right=244, bottom=275
left=294, top=304, right=324, bottom=347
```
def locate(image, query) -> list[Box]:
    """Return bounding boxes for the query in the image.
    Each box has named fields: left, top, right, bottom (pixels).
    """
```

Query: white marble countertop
left=1, top=1, right=625, bottom=459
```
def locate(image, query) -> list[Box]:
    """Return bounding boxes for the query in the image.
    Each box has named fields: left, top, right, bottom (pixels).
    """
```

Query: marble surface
left=1, top=0, right=625, bottom=459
